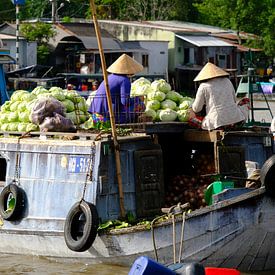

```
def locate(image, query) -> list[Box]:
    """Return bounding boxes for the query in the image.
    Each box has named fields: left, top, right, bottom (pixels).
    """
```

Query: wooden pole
left=89, top=0, right=126, bottom=218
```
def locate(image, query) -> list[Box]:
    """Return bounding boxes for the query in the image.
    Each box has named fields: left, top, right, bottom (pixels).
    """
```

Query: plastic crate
left=204, top=181, right=234, bottom=205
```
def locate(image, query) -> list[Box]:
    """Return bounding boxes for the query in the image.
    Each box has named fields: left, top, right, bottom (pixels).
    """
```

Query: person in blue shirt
left=88, top=54, right=144, bottom=124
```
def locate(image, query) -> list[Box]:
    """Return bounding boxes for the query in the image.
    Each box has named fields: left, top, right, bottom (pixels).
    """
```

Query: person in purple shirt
left=88, top=54, right=143, bottom=124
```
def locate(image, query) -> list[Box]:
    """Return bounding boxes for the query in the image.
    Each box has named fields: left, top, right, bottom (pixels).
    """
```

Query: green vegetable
left=32, top=86, right=49, bottom=95
left=146, top=100, right=161, bottom=111
left=147, top=91, right=166, bottom=102
left=62, top=99, right=75, bottom=112
left=144, top=108, right=157, bottom=120
left=160, top=99, right=177, bottom=110
left=159, top=108, right=178, bottom=121
left=151, top=79, right=171, bottom=93
left=177, top=109, right=190, bottom=122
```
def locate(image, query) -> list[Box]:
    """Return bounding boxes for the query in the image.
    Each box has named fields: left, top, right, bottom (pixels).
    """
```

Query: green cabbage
left=8, top=112, right=19, bottom=122
left=62, top=99, right=75, bottom=112
left=147, top=91, right=166, bottom=102
left=1, top=123, right=9, bottom=131
left=160, top=99, right=177, bottom=110
left=1, top=101, right=11, bottom=112
left=19, top=111, right=31, bottom=123
left=146, top=100, right=161, bottom=111
left=177, top=109, right=190, bottom=122
left=0, top=113, right=9, bottom=123
left=18, top=122, right=28, bottom=132
left=131, top=83, right=153, bottom=97
left=26, top=123, right=39, bottom=132
left=159, top=109, right=178, bottom=121
left=10, top=90, right=29, bottom=102
left=179, top=100, right=192, bottom=110
left=166, top=91, right=185, bottom=103
left=10, top=101, right=21, bottom=112
left=17, top=101, right=27, bottom=112
left=21, top=93, right=36, bottom=102
left=37, top=93, right=53, bottom=100
left=8, top=122, right=19, bottom=131
left=151, top=79, right=171, bottom=93
left=155, top=109, right=161, bottom=121
left=65, top=90, right=81, bottom=103
left=50, top=87, right=66, bottom=101
left=32, top=86, right=49, bottom=95
left=144, top=108, right=157, bottom=120
left=66, top=111, right=87, bottom=125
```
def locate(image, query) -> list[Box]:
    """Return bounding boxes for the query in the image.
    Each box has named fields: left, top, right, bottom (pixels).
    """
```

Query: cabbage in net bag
left=39, top=113, right=76, bottom=132
left=30, top=98, right=65, bottom=125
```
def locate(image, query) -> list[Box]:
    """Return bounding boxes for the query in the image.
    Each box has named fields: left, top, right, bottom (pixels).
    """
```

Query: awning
left=78, top=36, right=123, bottom=50
left=176, top=34, right=232, bottom=47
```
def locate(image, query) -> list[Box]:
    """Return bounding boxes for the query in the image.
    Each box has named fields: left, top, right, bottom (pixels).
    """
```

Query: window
left=142, top=55, right=149, bottom=67
left=218, top=54, right=226, bottom=68
left=184, top=48, right=190, bottom=64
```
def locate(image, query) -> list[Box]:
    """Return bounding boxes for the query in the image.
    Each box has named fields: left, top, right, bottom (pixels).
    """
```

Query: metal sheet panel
left=176, top=34, right=232, bottom=47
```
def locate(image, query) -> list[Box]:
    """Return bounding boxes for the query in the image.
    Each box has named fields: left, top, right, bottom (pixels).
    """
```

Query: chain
left=81, top=141, right=96, bottom=201
left=13, top=131, right=32, bottom=185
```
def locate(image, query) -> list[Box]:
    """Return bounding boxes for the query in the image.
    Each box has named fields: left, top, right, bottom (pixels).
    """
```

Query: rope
left=151, top=202, right=189, bottom=263
left=151, top=213, right=167, bottom=262
left=172, top=214, right=176, bottom=264
left=178, top=211, right=186, bottom=263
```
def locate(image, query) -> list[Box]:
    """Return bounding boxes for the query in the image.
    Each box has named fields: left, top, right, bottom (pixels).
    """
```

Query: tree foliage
left=0, top=0, right=273, bottom=59
left=194, top=0, right=275, bottom=58
left=20, top=22, right=56, bottom=65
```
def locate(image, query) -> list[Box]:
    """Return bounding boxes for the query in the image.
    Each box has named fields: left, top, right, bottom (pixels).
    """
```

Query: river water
left=1, top=253, right=274, bottom=275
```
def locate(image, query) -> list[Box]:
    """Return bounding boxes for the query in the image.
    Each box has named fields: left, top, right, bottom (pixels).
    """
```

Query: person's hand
left=188, top=108, right=196, bottom=119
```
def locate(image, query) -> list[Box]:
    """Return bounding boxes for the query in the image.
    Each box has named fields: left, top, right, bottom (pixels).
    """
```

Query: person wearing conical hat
left=88, top=54, right=144, bottom=123
left=190, top=62, right=249, bottom=130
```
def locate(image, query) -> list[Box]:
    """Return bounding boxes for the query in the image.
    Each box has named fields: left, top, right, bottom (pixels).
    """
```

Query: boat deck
left=201, top=224, right=275, bottom=271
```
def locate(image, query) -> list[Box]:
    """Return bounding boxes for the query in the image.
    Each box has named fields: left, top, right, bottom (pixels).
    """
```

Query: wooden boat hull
left=0, top=186, right=273, bottom=271
left=0, top=133, right=274, bottom=272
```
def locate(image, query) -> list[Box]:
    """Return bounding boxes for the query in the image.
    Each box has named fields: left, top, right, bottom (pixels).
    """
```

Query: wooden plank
left=248, top=231, right=274, bottom=271
left=237, top=230, right=268, bottom=271
left=219, top=227, right=261, bottom=269
left=183, top=129, right=224, bottom=143
left=201, top=227, right=254, bottom=267
left=264, top=232, right=275, bottom=269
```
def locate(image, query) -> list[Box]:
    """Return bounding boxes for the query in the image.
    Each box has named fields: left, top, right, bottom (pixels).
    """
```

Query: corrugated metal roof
left=175, top=34, right=232, bottom=47
left=0, top=34, right=16, bottom=39
left=78, top=36, right=123, bottom=50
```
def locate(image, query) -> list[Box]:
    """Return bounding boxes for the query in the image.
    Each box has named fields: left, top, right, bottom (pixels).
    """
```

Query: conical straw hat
left=194, top=62, right=229, bottom=82
left=107, top=54, right=143, bottom=75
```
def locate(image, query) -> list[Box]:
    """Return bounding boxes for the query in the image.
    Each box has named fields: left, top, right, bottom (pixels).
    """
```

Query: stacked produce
left=0, top=86, right=96, bottom=132
left=131, top=77, right=194, bottom=122
left=164, top=153, right=216, bottom=210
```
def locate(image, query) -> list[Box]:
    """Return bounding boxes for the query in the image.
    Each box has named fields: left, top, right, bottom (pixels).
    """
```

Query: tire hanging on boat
left=0, top=183, right=26, bottom=221
left=64, top=200, right=99, bottom=252
left=260, top=155, right=275, bottom=197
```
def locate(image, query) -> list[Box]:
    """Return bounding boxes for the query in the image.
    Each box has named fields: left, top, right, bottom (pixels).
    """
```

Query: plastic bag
left=39, top=113, right=76, bottom=133
left=30, top=98, right=65, bottom=125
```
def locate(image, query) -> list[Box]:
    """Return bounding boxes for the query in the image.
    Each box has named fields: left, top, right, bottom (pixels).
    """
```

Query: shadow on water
left=0, top=254, right=129, bottom=275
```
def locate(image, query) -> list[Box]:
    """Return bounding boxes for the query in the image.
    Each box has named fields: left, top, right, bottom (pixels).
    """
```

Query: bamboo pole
left=89, top=0, right=126, bottom=218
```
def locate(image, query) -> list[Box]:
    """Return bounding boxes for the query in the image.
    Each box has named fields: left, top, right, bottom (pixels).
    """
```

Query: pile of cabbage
left=131, top=78, right=194, bottom=122
left=0, top=86, right=93, bottom=132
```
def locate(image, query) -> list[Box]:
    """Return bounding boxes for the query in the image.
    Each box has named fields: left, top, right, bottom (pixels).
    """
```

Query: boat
left=0, top=125, right=274, bottom=273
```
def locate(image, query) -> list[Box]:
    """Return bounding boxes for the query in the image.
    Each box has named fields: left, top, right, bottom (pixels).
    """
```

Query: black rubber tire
left=64, top=200, right=99, bottom=252
left=260, top=155, right=275, bottom=197
left=0, top=183, right=26, bottom=221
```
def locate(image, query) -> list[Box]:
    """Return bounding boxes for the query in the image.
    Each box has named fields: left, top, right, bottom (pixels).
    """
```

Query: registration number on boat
left=68, top=156, right=90, bottom=173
